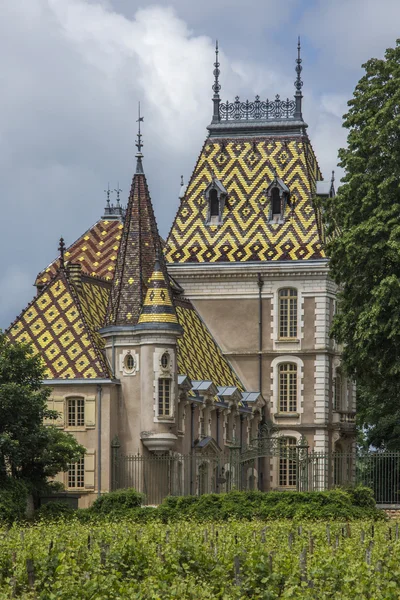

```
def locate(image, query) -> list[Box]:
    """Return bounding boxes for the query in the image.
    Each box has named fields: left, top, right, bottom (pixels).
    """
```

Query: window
left=67, top=398, right=85, bottom=427
left=68, top=457, right=84, bottom=489
left=279, top=288, right=298, bottom=339
left=161, top=352, right=169, bottom=370
left=333, top=374, right=342, bottom=411
left=271, top=187, right=281, bottom=216
left=210, top=189, right=219, bottom=217
left=278, top=363, right=297, bottom=413
left=158, top=378, right=171, bottom=416
left=279, top=437, right=297, bottom=487
left=124, top=353, right=135, bottom=372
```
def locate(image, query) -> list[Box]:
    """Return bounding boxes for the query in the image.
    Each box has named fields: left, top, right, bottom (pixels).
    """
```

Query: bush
left=90, top=488, right=144, bottom=515
left=154, top=487, right=384, bottom=522
left=35, top=501, right=76, bottom=521
left=0, top=480, right=29, bottom=523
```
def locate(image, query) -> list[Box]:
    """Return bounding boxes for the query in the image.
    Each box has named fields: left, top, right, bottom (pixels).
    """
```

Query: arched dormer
left=266, top=172, right=290, bottom=224
left=204, top=177, right=228, bottom=225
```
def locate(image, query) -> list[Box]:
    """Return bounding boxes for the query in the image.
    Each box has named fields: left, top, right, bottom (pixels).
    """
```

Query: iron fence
left=111, top=447, right=400, bottom=506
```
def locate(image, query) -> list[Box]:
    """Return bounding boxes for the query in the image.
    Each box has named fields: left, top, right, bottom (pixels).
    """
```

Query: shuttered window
left=68, top=457, right=85, bottom=489
left=67, top=398, right=85, bottom=427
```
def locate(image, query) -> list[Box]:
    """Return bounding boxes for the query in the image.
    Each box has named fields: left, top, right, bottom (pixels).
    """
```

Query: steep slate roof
left=165, top=136, right=325, bottom=263
left=175, top=297, right=243, bottom=389
left=105, top=165, right=164, bottom=326
left=35, top=219, right=124, bottom=286
left=7, top=270, right=111, bottom=379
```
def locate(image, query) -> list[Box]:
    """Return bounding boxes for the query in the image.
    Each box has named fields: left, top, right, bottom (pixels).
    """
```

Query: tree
left=323, top=40, right=400, bottom=449
left=0, top=332, right=85, bottom=499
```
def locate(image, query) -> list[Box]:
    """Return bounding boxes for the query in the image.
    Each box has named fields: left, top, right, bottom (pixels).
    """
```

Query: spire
left=294, top=36, right=303, bottom=120
left=137, top=254, right=181, bottom=331
left=114, top=183, right=123, bottom=217
left=105, top=131, right=164, bottom=327
left=212, top=40, right=221, bottom=123
left=135, top=102, right=144, bottom=174
left=58, top=237, right=66, bottom=269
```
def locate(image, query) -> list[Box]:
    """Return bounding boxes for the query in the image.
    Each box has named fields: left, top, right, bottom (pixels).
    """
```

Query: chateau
left=7, top=42, right=355, bottom=506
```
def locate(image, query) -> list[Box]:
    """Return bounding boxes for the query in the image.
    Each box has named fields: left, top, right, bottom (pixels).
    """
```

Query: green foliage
left=90, top=488, right=144, bottom=515
left=322, top=40, right=400, bottom=449
left=0, top=332, right=85, bottom=502
left=35, top=501, right=76, bottom=521
left=154, top=488, right=383, bottom=522
left=0, top=518, right=398, bottom=598
left=0, top=479, right=29, bottom=522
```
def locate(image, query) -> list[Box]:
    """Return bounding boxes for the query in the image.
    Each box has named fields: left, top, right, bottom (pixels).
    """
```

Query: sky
left=1, top=0, right=400, bottom=329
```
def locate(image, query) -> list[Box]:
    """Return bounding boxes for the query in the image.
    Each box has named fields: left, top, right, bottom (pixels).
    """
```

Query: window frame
left=279, top=437, right=297, bottom=488
left=278, top=288, right=298, bottom=341
left=158, top=378, right=172, bottom=417
left=67, top=457, right=85, bottom=489
left=67, top=397, right=85, bottom=428
left=278, top=363, right=298, bottom=413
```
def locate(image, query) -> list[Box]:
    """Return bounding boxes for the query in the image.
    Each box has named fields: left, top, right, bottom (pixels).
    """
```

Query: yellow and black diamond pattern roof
left=175, top=298, right=243, bottom=389
left=35, top=219, right=124, bottom=286
left=8, top=270, right=111, bottom=379
left=165, top=136, right=325, bottom=263
left=138, top=258, right=179, bottom=326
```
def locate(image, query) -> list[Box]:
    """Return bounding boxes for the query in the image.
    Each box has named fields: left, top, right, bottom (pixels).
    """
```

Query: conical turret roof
left=137, top=255, right=181, bottom=331
left=105, top=163, right=163, bottom=327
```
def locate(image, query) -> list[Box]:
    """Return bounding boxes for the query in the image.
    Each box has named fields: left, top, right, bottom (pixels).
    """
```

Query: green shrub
left=0, top=480, right=29, bottom=523
left=90, top=488, right=144, bottom=515
left=35, top=501, right=75, bottom=520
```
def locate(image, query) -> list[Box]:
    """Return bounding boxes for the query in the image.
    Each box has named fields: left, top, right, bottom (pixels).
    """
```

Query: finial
left=180, top=175, right=184, bottom=187
left=212, top=40, right=221, bottom=123
left=58, top=237, right=66, bottom=269
left=331, top=170, right=335, bottom=184
left=104, top=182, right=113, bottom=213
left=135, top=102, right=144, bottom=174
left=294, top=36, right=303, bottom=120
left=114, top=183, right=122, bottom=207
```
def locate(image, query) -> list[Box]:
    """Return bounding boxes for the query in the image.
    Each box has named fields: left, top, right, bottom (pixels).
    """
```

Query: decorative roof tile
left=138, top=257, right=179, bottom=327
left=35, top=219, right=123, bottom=286
left=7, top=271, right=111, bottom=379
left=165, top=137, right=325, bottom=263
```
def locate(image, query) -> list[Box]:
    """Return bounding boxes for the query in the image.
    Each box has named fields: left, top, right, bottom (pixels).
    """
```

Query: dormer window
left=266, top=171, right=290, bottom=224
left=204, top=177, right=228, bottom=226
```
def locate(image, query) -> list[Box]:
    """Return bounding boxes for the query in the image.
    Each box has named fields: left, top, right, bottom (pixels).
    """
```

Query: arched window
left=209, top=189, right=219, bottom=217
left=279, top=288, right=298, bottom=339
left=271, top=187, right=281, bottom=216
left=278, top=363, right=297, bottom=413
left=279, top=437, right=297, bottom=487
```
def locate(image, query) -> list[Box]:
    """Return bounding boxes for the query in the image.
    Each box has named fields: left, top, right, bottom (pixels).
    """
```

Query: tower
left=165, top=41, right=356, bottom=466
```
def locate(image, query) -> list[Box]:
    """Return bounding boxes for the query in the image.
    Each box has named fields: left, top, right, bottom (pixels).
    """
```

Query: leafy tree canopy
left=0, top=332, right=85, bottom=496
left=324, top=40, right=400, bottom=449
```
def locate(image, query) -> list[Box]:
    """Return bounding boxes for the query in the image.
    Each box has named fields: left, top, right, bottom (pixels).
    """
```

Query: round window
left=124, top=354, right=135, bottom=371
left=161, top=352, right=169, bottom=369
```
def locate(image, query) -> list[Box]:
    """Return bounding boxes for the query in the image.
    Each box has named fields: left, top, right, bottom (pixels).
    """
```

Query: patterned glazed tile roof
left=138, top=257, right=179, bottom=326
left=175, top=297, right=243, bottom=389
left=7, top=270, right=111, bottom=379
left=35, top=219, right=124, bottom=286
left=165, top=136, right=325, bottom=263
left=106, top=172, right=164, bottom=326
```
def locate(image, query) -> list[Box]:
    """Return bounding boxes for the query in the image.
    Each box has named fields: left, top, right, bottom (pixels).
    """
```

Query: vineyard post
left=234, top=556, right=241, bottom=586
left=26, top=559, right=35, bottom=588
left=326, top=525, right=331, bottom=545
left=299, top=549, right=307, bottom=583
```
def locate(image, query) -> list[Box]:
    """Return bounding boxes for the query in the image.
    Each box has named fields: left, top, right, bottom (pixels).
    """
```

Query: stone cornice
left=167, top=260, right=330, bottom=281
